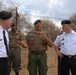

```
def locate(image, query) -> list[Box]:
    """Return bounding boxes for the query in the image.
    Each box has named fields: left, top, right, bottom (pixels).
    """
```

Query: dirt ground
left=11, top=47, right=58, bottom=75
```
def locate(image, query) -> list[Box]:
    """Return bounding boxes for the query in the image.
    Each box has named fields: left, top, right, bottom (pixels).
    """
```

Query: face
left=11, top=25, right=17, bottom=31
left=62, top=24, right=70, bottom=32
left=35, top=22, right=42, bottom=31
left=3, top=17, right=13, bottom=29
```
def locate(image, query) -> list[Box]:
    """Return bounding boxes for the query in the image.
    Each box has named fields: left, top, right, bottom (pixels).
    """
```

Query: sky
left=3, top=0, right=76, bottom=27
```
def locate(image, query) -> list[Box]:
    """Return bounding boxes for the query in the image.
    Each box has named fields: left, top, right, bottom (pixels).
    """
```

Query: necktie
left=3, top=30, right=9, bottom=57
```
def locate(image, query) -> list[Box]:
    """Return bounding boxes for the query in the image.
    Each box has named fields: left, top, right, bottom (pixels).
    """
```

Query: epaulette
left=26, top=31, right=34, bottom=35
left=8, top=31, right=11, bottom=34
left=28, top=31, right=33, bottom=34
left=58, top=32, right=63, bottom=36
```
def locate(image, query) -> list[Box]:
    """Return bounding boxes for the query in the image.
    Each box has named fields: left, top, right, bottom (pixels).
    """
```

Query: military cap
left=61, top=20, right=71, bottom=25
left=34, top=19, right=41, bottom=25
left=11, top=22, right=16, bottom=27
left=0, top=11, right=12, bottom=20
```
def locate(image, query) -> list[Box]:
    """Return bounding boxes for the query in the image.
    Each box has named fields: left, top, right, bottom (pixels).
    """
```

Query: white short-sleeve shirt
left=54, top=30, right=76, bottom=55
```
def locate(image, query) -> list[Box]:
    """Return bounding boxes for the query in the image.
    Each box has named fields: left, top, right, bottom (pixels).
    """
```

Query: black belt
left=30, top=50, right=45, bottom=54
left=63, top=55, right=76, bottom=58
left=10, top=47, right=19, bottom=50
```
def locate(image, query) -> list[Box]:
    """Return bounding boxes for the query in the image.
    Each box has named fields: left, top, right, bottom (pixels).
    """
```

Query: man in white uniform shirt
left=54, top=20, right=76, bottom=75
left=0, top=11, right=12, bottom=75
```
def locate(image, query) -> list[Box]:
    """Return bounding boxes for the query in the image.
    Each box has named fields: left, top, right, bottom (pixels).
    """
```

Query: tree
left=69, top=14, right=76, bottom=31
left=42, top=19, right=61, bottom=41
left=0, top=1, right=62, bottom=41
left=6, top=1, right=33, bottom=32
left=0, top=0, right=8, bottom=11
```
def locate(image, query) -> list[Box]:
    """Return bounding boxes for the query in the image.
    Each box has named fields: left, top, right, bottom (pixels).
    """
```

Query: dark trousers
left=0, top=58, right=8, bottom=75
left=61, top=57, right=76, bottom=75
left=58, top=56, right=61, bottom=75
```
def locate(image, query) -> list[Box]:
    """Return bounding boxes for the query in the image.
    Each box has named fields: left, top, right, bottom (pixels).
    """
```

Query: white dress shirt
left=0, top=25, right=9, bottom=57
left=54, top=30, right=76, bottom=55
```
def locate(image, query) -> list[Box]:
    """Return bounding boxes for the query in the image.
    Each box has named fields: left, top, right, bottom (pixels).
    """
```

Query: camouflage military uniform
left=26, top=31, right=48, bottom=75
left=8, top=31, right=22, bottom=74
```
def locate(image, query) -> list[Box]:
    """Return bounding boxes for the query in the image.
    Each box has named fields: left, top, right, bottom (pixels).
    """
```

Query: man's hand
left=40, top=31, right=48, bottom=40
left=39, top=31, right=53, bottom=47
left=18, top=41, right=28, bottom=48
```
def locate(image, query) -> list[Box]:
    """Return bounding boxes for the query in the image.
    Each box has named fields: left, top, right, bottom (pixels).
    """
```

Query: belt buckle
left=36, top=52, right=39, bottom=54
left=36, top=52, right=40, bottom=54
left=35, top=52, right=41, bottom=55
left=11, top=48, right=15, bottom=50
left=68, top=55, right=72, bottom=58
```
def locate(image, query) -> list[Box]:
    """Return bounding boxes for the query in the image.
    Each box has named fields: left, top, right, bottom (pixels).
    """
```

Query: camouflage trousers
left=27, top=51, right=48, bottom=75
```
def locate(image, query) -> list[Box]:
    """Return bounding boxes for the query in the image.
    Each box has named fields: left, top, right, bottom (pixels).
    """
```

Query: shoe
left=15, top=72, right=19, bottom=75
left=19, top=67, right=22, bottom=70
left=8, top=73, right=10, bottom=75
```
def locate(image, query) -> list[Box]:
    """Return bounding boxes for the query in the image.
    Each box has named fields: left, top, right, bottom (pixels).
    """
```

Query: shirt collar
left=0, top=25, right=6, bottom=33
left=63, top=30, right=75, bottom=34
left=0, top=25, right=4, bottom=31
left=71, top=30, right=76, bottom=34
left=10, top=30, right=18, bottom=34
